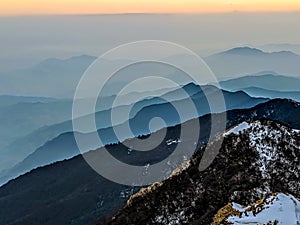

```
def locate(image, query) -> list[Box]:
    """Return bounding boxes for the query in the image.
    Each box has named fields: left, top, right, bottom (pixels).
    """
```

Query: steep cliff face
left=98, top=119, right=300, bottom=225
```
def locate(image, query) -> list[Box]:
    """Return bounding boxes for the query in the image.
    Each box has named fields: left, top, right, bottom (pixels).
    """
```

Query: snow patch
left=224, top=122, right=250, bottom=136
left=227, top=193, right=300, bottom=225
left=166, top=139, right=182, bottom=146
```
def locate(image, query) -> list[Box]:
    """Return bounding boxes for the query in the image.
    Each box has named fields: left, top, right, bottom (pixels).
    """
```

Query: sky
left=0, top=1, right=300, bottom=71
left=1, top=0, right=300, bottom=15
left=0, top=12, right=300, bottom=71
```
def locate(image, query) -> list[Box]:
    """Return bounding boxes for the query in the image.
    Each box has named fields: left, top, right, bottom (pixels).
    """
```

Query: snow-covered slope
left=224, top=120, right=300, bottom=196
left=213, top=193, right=300, bottom=225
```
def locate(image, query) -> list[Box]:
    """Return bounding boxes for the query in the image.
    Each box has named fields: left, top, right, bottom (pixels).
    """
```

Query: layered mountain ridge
left=0, top=84, right=267, bottom=187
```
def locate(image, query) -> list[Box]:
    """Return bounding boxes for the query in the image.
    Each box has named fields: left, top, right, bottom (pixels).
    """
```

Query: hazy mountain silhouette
left=259, top=43, right=300, bottom=55
left=0, top=83, right=185, bottom=173
left=0, top=100, right=73, bottom=152
left=205, top=47, right=300, bottom=77
left=0, top=95, right=56, bottom=108
left=0, top=55, right=189, bottom=98
left=2, top=47, right=299, bottom=98
left=2, top=46, right=300, bottom=97
left=0, top=86, right=267, bottom=186
left=241, top=86, right=300, bottom=102
left=219, top=72, right=300, bottom=92
left=0, top=83, right=196, bottom=173
left=0, top=55, right=96, bottom=97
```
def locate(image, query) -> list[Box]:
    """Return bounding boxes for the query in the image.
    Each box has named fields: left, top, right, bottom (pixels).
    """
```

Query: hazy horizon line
left=1, top=11, right=300, bottom=18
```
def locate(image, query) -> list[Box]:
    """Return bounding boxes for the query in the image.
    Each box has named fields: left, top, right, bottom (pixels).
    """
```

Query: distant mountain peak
left=251, top=70, right=279, bottom=76
left=220, top=72, right=300, bottom=92
left=67, top=54, right=97, bottom=61
left=181, top=82, right=199, bottom=90
left=37, top=55, right=96, bottom=67
left=273, top=50, right=298, bottom=55
left=218, top=47, right=299, bottom=57
left=221, top=47, right=265, bottom=55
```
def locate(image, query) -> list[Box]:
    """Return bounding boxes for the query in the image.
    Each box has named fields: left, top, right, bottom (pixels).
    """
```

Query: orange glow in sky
left=1, top=0, right=300, bottom=16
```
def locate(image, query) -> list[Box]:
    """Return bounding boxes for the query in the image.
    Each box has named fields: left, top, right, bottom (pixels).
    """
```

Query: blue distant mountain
left=204, top=47, right=300, bottom=77
left=241, top=87, right=300, bottom=102
left=220, top=73, right=300, bottom=92
left=2, top=47, right=300, bottom=98
left=0, top=55, right=180, bottom=98
left=0, top=95, right=56, bottom=108
left=0, top=84, right=183, bottom=172
left=0, top=100, right=73, bottom=150
left=259, top=43, right=300, bottom=55
left=2, top=47, right=299, bottom=98
left=0, top=55, right=96, bottom=98
left=220, top=47, right=266, bottom=56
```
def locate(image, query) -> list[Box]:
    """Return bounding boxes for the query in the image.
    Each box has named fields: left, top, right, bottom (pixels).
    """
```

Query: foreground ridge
left=98, top=119, right=300, bottom=225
